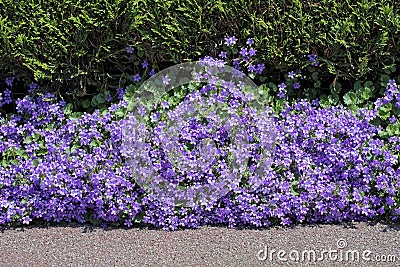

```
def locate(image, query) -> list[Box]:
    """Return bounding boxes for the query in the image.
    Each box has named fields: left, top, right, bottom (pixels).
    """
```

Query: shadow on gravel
left=368, top=220, right=400, bottom=232
left=0, top=219, right=161, bottom=234
left=2, top=218, right=400, bottom=234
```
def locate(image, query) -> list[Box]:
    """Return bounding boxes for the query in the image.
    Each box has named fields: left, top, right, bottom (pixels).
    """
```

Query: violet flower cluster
left=0, top=76, right=398, bottom=230
left=0, top=92, right=143, bottom=226
left=121, top=60, right=276, bottom=209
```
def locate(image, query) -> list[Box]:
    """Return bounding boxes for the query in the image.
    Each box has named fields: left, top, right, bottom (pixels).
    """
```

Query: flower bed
left=0, top=38, right=399, bottom=230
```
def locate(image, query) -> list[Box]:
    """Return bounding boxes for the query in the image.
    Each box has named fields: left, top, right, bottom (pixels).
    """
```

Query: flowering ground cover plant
left=0, top=37, right=399, bottom=230
left=120, top=60, right=277, bottom=208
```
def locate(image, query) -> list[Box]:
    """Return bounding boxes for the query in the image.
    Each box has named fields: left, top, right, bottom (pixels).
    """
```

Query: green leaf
left=369, top=117, right=381, bottom=127
left=16, top=149, right=26, bottom=157
left=96, top=94, right=106, bottom=104
left=259, top=76, right=267, bottom=82
left=2, top=159, right=9, bottom=168
left=380, top=75, right=391, bottom=87
left=101, top=108, right=109, bottom=116
left=354, top=80, right=362, bottom=91
left=24, top=136, right=33, bottom=144
left=64, top=103, right=73, bottom=115
left=349, top=104, right=359, bottom=113
left=378, top=109, right=391, bottom=120
left=290, top=180, right=300, bottom=196
left=70, top=112, right=83, bottom=120
left=114, top=109, right=126, bottom=118
left=82, top=99, right=91, bottom=109
left=45, top=123, right=54, bottom=132
left=319, top=94, right=330, bottom=108
left=362, top=86, right=372, bottom=100
left=133, top=212, right=144, bottom=223
left=36, top=148, right=48, bottom=156
left=91, top=96, right=98, bottom=106
left=379, top=103, right=393, bottom=113
left=343, top=94, right=353, bottom=105
left=386, top=123, right=400, bottom=136
left=84, top=213, right=101, bottom=226
left=70, top=144, right=79, bottom=153
left=89, top=140, right=102, bottom=148
left=328, top=93, right=339, bottom=105
left=32, top=159, right=39, bottom=167
left=364, top=81, right=374, bottom=88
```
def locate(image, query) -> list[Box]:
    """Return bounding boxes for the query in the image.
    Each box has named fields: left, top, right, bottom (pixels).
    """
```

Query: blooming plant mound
left=0, top=37, right=399, bottom=230
left=121, top=61, right=277, bottom=208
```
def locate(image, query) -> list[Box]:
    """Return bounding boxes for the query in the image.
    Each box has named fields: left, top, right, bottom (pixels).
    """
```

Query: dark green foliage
left=0, top=0, right=145, bottom=97
left=1, top=0, right=400, bottom=100
left=136, top=0, right=400, bottom=82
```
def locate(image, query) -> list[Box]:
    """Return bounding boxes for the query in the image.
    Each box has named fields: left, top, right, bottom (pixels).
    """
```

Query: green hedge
left=0, top=0, right=144, bottom=96
left=137, top=0, right=400, bottom=81
left=1, top=0, right=400, bottom=98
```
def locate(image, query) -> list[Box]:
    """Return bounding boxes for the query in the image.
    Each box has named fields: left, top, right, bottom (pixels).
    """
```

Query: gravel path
left=0, top=221, right=399, bottom=266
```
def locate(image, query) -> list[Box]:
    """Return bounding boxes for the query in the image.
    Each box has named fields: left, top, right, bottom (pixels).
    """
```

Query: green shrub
left=1, top=0, right=400, bottom=101
left=0, top=0, right=145, bottom=97
left=136, top=0, right=400, bottom=83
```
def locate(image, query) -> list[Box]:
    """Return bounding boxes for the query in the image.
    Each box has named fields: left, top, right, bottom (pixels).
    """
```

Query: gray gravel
left=0, top=221, right=399, bottom=266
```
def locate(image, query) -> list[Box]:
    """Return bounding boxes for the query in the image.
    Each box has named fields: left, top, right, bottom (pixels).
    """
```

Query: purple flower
left=386, top=197, right=395, bottom=206
left=246, top=38, right=254, bottom=46
left=22, top=216, right=32, bottom=224
left=308, top=54, right=319, bottom=66
left=3, top=88, right=12, bottom=104
left=255, top=64, right=265, bottom=74
left=219, top=51, right=227, bottom=58
left=248, top=48, right=257, bottom=57
left=224, top=36, right=238, bottom=46
left=278, top=83, right=287, bottom=90
left=277, top=83, right=287, bottom=99
left=126, top=46, right=134, bottom=54
left=232, top=59, right=240, bottom=68
left=311, top=98, right=319, bottom=106
left=308, top=54, right=317, bottom=62
left=161, top=101, right=169, bottom=110
left=142, top=60, right=149, bottom=69
left=277, top=90, right=286, bottom=99
left=28, top=82, right=38, bottom=95
left=248, top=64, right=256, bottom=72
left=5, top=76, right=15, bottom=87
left=131, top=74, right=141, bottom=82
left=106, top=94, right=112, bottom=102
left=239, top=48, right=247, bottom=57
left=389, top=116, right=397, bottom=124
left=162, top=75, right=170, bottom=85
left=117, top=87, right=125, bottom=100
left=293, top=82, right=300, bottom=89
